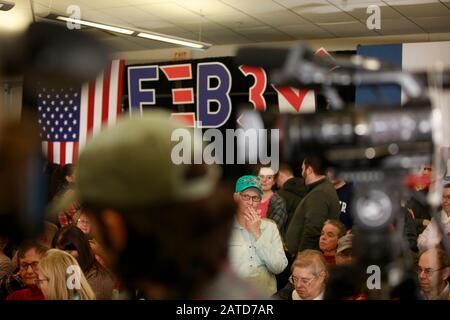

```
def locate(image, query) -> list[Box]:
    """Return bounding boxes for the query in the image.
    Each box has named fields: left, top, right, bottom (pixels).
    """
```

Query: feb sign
left=126, top=57, right=316, bottom=128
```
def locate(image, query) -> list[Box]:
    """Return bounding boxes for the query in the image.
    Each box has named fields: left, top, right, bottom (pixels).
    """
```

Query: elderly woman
left=319, top=219, right=346, bottom=267
left=275, top=250, right=328, bottom=300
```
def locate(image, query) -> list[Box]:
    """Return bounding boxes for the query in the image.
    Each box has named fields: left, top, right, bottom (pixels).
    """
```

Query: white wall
left=0, top=0, right=34, bottom=123
left=113, top=32, right=450, bottom=64
left=0, top=77, right=23, bottom=123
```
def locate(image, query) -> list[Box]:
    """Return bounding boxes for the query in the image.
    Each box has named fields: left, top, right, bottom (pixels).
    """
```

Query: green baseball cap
left=50, top=110, right=220, bottom=230
left=235, top=175, right=263, bottom=195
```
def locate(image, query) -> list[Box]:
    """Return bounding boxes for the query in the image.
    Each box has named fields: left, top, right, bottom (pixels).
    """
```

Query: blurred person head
left=257, top=167, right=276, bottom=193
left=415, top=164, right=433, bottom=191
left=56, top=111, right=236, bottom=299
left=335, top=234, right=353, bottom=266
left=52, top=225, right=97, bottom=274
left=326, top=167, right=346, bottom=188
left=0, top=236, right=8, bottom=253
left=17, top=241, right=48, bottom=286
left=49, top=164, right=76, bottom=200
left=276, top=163, right=294, bottom=188
left=36, top=249, right=95, bottom=300
left=319, top=219, right=346, bottom=255
left=326, top=167, right=338, bottom=184
left=36, top=221, right=58, bottom=248
left=291, top=250, right=328, bottom=300
left=234, top=175, right=263, bottom=215
left=0, top=117, right=47, bottom=240
left=302, top=155, right=327, bottom=185
left=56, top=164, right=76, bottom=185
left=443, top=183, right=450, bottom=216
left=73, top=210, right=92, bottom=236
left=45, top=164, right=60, bottom=201
left=421, top=164, right=432, bottom=176
left=417, top=248, right=450, bottom=299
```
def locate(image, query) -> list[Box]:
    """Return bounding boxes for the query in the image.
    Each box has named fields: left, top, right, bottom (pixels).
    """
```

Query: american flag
left=38, top=60, right=125, bottom=165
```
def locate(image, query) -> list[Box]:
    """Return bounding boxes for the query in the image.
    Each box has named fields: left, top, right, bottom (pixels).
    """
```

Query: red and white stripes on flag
left=41, top=60, right=125, bottom=165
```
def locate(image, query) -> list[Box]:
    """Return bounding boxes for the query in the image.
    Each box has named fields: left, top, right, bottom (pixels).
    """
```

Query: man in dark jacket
left=276, top=163, right=308, bottom=229
left=326, top=167, right=355, bottom=230
left=285, top=155, right=341, bottom=257
left=404, top=164, right=432, bottom=236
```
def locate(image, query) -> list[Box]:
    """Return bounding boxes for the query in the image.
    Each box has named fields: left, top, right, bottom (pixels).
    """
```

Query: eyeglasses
left=442, top=195, right=450, bottom=201
left=259, top=175, right=274, bottom=181
left=77, top=219, right=90, bottom=226
left=34, top=276, right=49, bottom=287
left=240, top=193, right=261, bottom=203
left=20, top=261, right=39, bottom=271
left=289, top=275, right=317, bottom=286
left=416, top=267, right=445, bottom=277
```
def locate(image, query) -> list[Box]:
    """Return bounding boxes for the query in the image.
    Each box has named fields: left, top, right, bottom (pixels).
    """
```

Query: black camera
left=234, top=42, right=450, bottom=299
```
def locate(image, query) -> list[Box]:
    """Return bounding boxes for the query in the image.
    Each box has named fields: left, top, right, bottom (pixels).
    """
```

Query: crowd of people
left=0, top=110, right=449, bottom=300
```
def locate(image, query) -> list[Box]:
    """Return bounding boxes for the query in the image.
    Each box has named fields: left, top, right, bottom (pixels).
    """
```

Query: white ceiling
left=26, top=0, right=450, bottom=51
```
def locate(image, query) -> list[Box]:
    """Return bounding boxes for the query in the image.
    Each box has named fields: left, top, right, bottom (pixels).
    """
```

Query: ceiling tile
left=412, top=16, right=450, bottom=32
left=327, top=1, right=402, bottom=20
left=100, top=6, right=160, bottom=23
left=233, top=26, right=293, bottom=42
left=252, top=10, right=310, bottom=26
left=220, top=0, right=285, bottom=15
left=133, top=20, right=179, bottom=31
left=176, top=21, right=229, bottom=33
left=207, top=14, right=264, bottom=29
left=328, top=0, right=385, bottom=5
left=172, top=0, right=242, bottom=16
left=377, top=17, right=426, bottom=35
left=198, top=29, right=250, bottom=44
left=289, top=6, right=356, bottom=23
left=78, top=0, right=167, bottom=9
left=33, top=0, right=87, bottom=16
left=387, top=1, right=450, bottom=17
left=31, top=0, right=450, bottom=52
left=148, top=25, right=197, bottom=39
left=277, top=23, right=335, bottom=39
left=79, top=9, right=130, bottom=25
left=274, top=0, right=331, bottom=10
left=319, top=21, right=379, bottom=37
left=136, top=2, right=203, bottom=23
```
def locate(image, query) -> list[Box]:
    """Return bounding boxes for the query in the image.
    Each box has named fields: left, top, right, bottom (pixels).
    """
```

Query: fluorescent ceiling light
left=136, top=32, right=210, bottom=49
left=0, top=0, right=15, bottom=11
left=56, top=16, right=135, bottom=35
left=49, top=14, right=211, bottom=50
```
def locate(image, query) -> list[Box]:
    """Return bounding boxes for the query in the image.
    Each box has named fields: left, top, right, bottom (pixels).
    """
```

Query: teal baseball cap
left=235, top=175, right=263, bottom=195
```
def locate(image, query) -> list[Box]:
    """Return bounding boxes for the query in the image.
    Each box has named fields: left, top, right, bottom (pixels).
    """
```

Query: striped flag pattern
left=39, top=60, right=125, bottom=165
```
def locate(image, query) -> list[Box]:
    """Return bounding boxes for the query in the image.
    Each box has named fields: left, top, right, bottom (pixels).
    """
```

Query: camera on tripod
left=234, top=42, right=450, bottom=299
